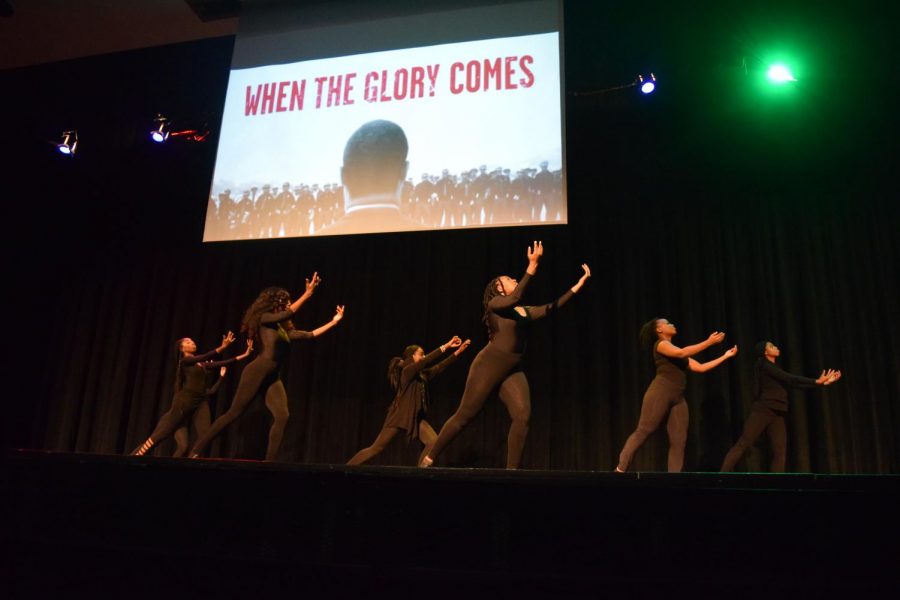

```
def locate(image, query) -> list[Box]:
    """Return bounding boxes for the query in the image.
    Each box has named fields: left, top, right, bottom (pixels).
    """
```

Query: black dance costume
left=131, top=350, right=233, bottom=456
left=720, top=359, right=821, bottom=472
left=190, top=309, right=313, bottom=461
left=172, top=373, right=224, bottom=457
left=617, top=340, right=691, bottom=472
left=347, top=346, right=461, bottom=465
left=426, top=271, right=574, bottom=469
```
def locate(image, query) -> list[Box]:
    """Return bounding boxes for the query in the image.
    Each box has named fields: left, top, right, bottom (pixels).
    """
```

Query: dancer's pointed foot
left=615, top=466, right=626, bottom=473
left=419, top=456, right=433, bottom=468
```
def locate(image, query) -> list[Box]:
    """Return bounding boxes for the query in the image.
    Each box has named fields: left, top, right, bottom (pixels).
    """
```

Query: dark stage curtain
left=5, top=3, right=898, bottom=473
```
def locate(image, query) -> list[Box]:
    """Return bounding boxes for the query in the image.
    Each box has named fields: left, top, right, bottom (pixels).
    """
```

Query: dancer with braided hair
left=190, top=274, right=344, bottom=461
left=421, top=242, right=591, bottom=469
left=131, top=333, right=253, bottom=456
left=347, top=336, right=471, bottom=466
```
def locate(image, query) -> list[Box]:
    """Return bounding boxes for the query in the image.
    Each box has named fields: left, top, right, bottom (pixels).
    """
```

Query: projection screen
left=204, top=0, right=565, bottom=240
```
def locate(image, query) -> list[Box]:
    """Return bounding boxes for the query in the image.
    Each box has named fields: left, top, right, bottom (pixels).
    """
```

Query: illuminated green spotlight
left=766, top=64, right=797, bottom=84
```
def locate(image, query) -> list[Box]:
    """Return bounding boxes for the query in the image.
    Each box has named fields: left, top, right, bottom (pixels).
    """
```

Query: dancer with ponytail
left=421, top=242, right=591, bottom=469
left=616, top=319, right=737, bottom=473
left=190, top=274, right=344, bottom=461
left=347, top=336, right=471, bottom=466
left=131, top=333, right=253, bottom=456
left=720, top=341, right=841, bottom=472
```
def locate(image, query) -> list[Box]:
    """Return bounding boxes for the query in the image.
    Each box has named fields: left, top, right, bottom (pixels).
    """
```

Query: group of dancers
left=131, top=241, right=841, bottom=472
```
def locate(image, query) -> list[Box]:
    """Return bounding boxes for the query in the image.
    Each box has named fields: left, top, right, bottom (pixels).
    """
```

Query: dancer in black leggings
left=172, top=364, right=228, bottom=458
left=190, top=274, right=344, bottom=461
left=616, top=319, right=737, bottom=473
left=347, top=336, right=471, bottom=466
left=721, top=341, right=841, bottom=472
left=421, top=242, right=591, bottom=469
left=131, top=333, right=253, bottom=456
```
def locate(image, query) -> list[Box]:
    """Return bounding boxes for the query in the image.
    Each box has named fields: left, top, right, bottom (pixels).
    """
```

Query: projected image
left=205, top=31, right=564, bottom=240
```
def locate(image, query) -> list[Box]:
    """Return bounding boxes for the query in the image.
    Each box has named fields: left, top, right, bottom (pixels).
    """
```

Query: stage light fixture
left=766, top=63, right=797, bottom=84
left=150, top=114, right=170, bottom=143
left=637, top=73, right=657, bottom=94
left=571, top=71, right=659, bottom=98
left=56, top=130, right=78, bottom=155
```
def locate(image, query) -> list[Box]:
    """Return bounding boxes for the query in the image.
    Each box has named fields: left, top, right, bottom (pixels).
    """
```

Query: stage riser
left=7, top=452, right=899, bottom=593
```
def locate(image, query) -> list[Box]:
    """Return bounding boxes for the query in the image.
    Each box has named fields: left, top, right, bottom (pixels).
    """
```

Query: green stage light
left=766, top=63, right=797, bottom=84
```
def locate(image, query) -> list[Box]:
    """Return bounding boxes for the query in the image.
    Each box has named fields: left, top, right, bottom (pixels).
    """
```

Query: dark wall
left=4, top=1, right=897, bottom=472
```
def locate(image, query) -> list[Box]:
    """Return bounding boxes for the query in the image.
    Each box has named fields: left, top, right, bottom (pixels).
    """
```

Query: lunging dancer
left=190, top=274, right=345, bottom=461
left=172, top=364, right=228, bottom=458
left=616, top=319, right=737, bottom=473
left=420, top=242, right=591, bottom=469
left=721, top=341, right=841, bottom=472
left=347, top=336, right=471, bottom=466
left=131, top=333, right=253, bottom=456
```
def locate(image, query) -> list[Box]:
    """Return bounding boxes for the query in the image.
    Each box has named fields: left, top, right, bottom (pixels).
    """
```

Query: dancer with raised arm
left=421, top=242, right=591, bottom=469
left=616, top=319, right=737, bottom=473
left=190, top=274, right=345, bottom=461
left=720, top=341, right=841, bottom=472
left=131, top=333, right=253, bottom=456
left=347, top=336, right=471, bottom=466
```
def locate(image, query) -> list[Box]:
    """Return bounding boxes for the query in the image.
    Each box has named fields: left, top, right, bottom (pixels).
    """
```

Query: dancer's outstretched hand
left=707, top=331, right=726, bottom=346
left=304, top=272, right=322, bottom=297
left=527, top=240, right=544, bottom=264
left=817, top=369, right=842, bottom=385
left=237, top=339, right=253, bottom=360
left=454, top=339, right=472, bottom=356
left=332, top=305, right=345, bottom=322
left=221, top=331, right=236, bottom=347
left=446, top=336, right=463, bottom=349
left=572, top=263, right=591, bottom=293
left=723, top=345, right=738, bottom=358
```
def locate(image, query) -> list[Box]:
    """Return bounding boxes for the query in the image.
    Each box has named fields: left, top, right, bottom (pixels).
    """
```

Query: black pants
left=131, top=391, right=206, bottom=455
left=427, top=343, right=529, bottom=469
left=617, top=378, right=689, bottom=472
left=190, top=356, right=289, bottom=461
left=720, top=404, right=787, bottom=472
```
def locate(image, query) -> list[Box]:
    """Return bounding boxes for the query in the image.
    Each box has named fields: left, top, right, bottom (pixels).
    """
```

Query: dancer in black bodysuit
left=190, top=274, right=344, bottom=461
left=721, top=341, right=841, bottom=472
left=421, top=242, right=591, bottom=469
left=347, top=336, right=471, bottom=466
left=616, top=318, right=737, bottom=473
left=131, top=333, right=253, bottom=456
left=172, top=364, right=228, bottom=458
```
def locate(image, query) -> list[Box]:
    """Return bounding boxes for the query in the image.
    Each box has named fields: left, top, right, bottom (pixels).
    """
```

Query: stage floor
left=7, top=450, right=900, bottom=596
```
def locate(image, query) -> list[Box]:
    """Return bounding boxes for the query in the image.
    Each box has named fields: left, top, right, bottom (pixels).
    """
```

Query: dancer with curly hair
left=347, top=336, right=471, bottom=466
left=131, top=332, right=253, bottom=456
left=421, top=242, right=591, bottom=469
left=190, top=274, right=344, bottom=461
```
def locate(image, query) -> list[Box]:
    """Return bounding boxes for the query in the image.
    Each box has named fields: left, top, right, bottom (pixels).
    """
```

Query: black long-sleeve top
left=487, top=270, right=574, bottom=354
left=178, top=350, right=236, bottom=397
left=384, top=345, right=464, bottom=439
left=755, top=359, right=820, bottom=411
left=397, top=346, right=462, bottom=413
left=257, top=309, right=315, bottom=363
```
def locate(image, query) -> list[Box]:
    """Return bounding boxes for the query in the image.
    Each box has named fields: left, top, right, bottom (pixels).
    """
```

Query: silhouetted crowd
left=205, top=162, right=564, bottom=240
